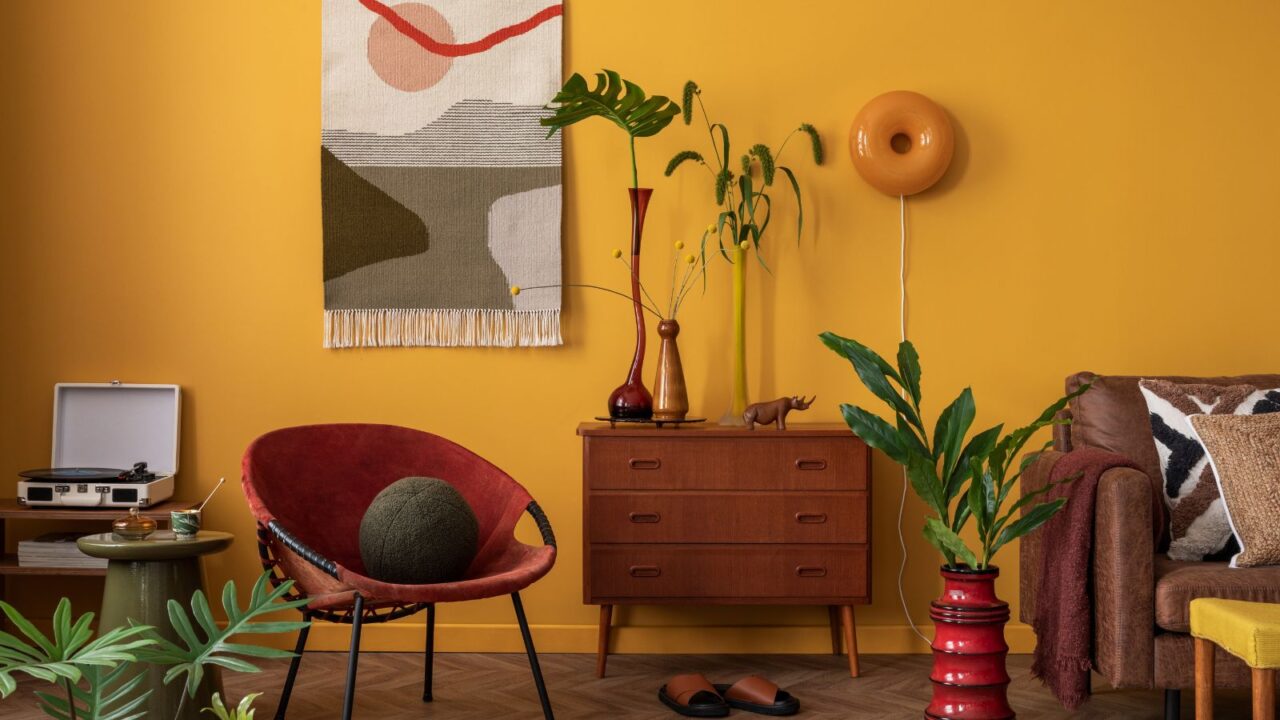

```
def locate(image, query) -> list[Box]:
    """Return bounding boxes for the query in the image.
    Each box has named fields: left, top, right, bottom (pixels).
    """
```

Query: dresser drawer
left=588, top=492, right=867, bottom=544
left=589, top=544, right=868, bottom=601
left=584, top=436, right=867, bottom=490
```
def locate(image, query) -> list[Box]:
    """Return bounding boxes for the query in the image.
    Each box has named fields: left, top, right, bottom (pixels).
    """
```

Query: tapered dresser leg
left=1165, top=688, right=1181, bottom=720
left=828, top=606, right=842, bottom=655
left=1254, top=668, right=1275, bottom=720
left=1194, top=638, right=1214, bottom=720
left=840, top=605, right=860, bottom=678
left=597, top=604, right=613, bottom=678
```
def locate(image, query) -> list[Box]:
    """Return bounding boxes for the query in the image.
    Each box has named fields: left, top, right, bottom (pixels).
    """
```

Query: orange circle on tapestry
left=367, top=3, right=455, bottom=92
left=850, top=91, right=954, bottom=196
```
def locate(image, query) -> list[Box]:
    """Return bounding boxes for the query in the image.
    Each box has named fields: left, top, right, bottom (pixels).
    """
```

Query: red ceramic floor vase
left=607, top=187, right=654, bottom=419
left=925, top=566, right=1015, bottom=720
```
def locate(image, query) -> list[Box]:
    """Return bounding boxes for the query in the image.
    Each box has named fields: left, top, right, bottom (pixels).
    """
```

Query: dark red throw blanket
left=1030, top=448, right=1149, bottom=710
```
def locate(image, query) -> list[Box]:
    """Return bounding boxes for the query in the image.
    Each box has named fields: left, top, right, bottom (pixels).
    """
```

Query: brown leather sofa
left=1020, top=372, right=1280, bottom=720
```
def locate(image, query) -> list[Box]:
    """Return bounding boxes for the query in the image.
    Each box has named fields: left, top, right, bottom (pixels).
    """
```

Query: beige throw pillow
left=1188, top=413, right=1280, bottom=568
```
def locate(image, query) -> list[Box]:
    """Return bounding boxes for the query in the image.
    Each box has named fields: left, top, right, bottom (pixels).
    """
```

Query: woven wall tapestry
left=322, top=0, right=563, bottom=347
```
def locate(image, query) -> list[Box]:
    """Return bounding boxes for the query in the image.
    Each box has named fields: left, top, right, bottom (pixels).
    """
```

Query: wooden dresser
left=579, top=422, right=871, bottom=677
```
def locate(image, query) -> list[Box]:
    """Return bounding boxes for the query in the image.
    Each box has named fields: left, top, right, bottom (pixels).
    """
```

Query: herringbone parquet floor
left=7, top=653, right=1270, bottom=719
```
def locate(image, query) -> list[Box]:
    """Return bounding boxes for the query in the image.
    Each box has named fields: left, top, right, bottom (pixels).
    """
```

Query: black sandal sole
left=712, top=684, right=800, bottom=716
left=658, top=686, right=730, bottom=717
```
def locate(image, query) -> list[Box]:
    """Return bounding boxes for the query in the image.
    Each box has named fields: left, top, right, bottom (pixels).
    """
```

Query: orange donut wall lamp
left=850, top=90, right=955, bottom=196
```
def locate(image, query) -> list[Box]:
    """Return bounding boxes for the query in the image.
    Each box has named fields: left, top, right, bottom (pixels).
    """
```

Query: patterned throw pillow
left=1189, top=413, right=1280, bottom=568
left=1139, top=379, right=1280, bottom=561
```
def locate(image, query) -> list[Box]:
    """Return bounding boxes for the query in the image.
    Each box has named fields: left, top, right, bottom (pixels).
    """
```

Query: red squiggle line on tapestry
left=358, top=0, right=563, bottom=57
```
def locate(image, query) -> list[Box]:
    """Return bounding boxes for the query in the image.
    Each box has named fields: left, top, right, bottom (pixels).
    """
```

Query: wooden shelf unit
left=0, top=499, right=195, bottom=600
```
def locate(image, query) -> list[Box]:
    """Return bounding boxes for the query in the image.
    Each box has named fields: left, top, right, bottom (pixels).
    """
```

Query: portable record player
left=17, top=382, right=181, bottom=508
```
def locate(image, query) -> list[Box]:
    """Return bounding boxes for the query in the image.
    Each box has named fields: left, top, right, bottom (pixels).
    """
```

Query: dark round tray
left=593, top=416, right=707, bottom=429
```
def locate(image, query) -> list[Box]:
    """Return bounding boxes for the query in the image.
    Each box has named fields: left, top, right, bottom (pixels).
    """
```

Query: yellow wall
left=3, top=1, right=1280, bottom=655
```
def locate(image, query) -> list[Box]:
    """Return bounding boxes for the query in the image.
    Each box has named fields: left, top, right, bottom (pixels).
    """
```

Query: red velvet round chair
left=241, top=424, right=557, bottom=720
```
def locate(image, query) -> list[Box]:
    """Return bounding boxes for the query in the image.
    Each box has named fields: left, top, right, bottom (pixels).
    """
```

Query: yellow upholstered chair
left=1190, top=598, right=1280, bottom=720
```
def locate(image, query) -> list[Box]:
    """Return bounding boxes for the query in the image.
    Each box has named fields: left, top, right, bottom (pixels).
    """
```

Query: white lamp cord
left=897, top=193, right=931, bottom=645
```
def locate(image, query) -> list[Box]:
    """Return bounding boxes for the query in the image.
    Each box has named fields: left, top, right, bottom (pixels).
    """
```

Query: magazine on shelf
left=17, top=532, right=108, bottom=569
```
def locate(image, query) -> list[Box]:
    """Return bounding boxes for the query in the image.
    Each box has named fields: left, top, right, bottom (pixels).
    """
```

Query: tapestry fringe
left=324, top=309, right=562, bottom=348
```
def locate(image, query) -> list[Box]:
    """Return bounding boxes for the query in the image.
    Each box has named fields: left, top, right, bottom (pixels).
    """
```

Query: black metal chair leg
left=423, top=604, right=435, bottom=702
left=1165, top=688, right=1181, bottom=720
left=512, top=592, right=553, bottom=720
left=341, top=594, right=365, bottom=720
left=274, top=623, right=311, bottom=720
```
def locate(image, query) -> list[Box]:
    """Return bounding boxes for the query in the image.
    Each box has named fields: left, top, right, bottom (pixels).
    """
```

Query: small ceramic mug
left=171, top=509, right=201, bottom=538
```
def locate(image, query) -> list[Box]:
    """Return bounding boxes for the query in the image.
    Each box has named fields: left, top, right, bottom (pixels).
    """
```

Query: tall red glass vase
left=607, top=188, right=654, bottom=419
left=926, top=566, right=1015, bottom=720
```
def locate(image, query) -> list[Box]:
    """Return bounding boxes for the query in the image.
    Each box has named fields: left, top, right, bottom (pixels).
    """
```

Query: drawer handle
left=629, top=458, right=662, bottom=470
left=795, top=512, right=828, bottom=524
left=795, top=565, right=828, bottom=578
left=795, top=458, right=828, bottom=471
left=629, top=512, right=661, bottom=524
left=629, top=565, right=661, bottom=578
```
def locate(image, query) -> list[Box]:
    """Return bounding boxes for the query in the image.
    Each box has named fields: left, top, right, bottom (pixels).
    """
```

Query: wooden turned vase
left=925, top=565, right=1014, bottom=720
left=651, top=319, right=688, bottom=421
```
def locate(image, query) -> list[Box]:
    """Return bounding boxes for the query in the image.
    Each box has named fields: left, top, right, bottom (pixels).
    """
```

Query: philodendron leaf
left=896, top=341, right=922, bottom=409
left=839, top=404, right=909, bottom=465
left=924, top=517, right=978, bottom=569
left=933, top=388, right=976, bottom=479
left=0, top=602, right=154, bottom=701
left=141, top=572, right=309, bottom=698
left=945, top=424, right=1002, bottom=503
left=819, top=333, right=920, bottom=430
left=906, top=454, right=947, bottom=520
left=991, top=498, right=1067, bottom=557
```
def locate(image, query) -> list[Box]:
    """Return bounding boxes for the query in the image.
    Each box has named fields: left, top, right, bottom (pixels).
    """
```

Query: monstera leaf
left=541, top=69, right=680, bottom=188
left=136, top=573, right=309, bottom=698
left=542, top=70, right=680, bottom=139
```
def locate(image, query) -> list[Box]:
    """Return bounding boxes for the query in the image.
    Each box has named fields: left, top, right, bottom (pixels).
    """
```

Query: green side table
left=77, top=530, right=234, bottom=720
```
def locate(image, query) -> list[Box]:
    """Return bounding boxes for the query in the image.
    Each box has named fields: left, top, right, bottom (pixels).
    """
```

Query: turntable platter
left=18, top=468, right=128, bottom=482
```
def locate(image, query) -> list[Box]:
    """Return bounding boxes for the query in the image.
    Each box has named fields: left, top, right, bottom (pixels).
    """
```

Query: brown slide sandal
left=713, top=675, right=800, bottom=716
left=658, top=673, right=730, bottom=717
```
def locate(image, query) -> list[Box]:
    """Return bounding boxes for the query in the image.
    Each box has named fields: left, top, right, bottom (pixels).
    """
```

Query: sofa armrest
left=1092, top=465, right=1156, bottom=688
left=1018, top=450, right=1062, bottom=624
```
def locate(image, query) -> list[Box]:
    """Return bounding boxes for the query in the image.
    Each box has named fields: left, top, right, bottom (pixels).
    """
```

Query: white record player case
left=17, top=382, right=181, bottom=508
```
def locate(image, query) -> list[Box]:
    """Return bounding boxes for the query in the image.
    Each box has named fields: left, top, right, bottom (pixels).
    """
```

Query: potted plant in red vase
left=541, top=70, right=681, bottom=420
left=820, top=332, right=1087, bottom=720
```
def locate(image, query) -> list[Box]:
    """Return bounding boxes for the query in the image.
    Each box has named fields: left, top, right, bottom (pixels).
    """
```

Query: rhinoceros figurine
left=743, top=395, right=815, bottom=430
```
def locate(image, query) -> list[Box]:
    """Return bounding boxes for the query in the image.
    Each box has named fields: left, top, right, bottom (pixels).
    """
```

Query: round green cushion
left=358, top=476, right=478, bottom=584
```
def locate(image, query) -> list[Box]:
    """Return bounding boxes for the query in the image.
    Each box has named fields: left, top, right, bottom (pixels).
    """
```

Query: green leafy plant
left=1, top=573, right=308, bottom=720
left=665, top=80, right=823, bottom=268
left=137, top=572, right=308, bottom=713
left=202, top=692, right=261, bottom=720
left=0, top=599, right=155, bottom=716
left=666, top=81, right=824, bottom=422
left=36, top=664, right=151, bottom=720
left=820, top=332, right=1089, bottom=569
left=541, top=69, right=681, bottom=189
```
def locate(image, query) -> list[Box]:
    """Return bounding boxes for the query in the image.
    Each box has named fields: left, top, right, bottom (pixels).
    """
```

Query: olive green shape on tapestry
left=321, top=146, right=429, bottom=281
